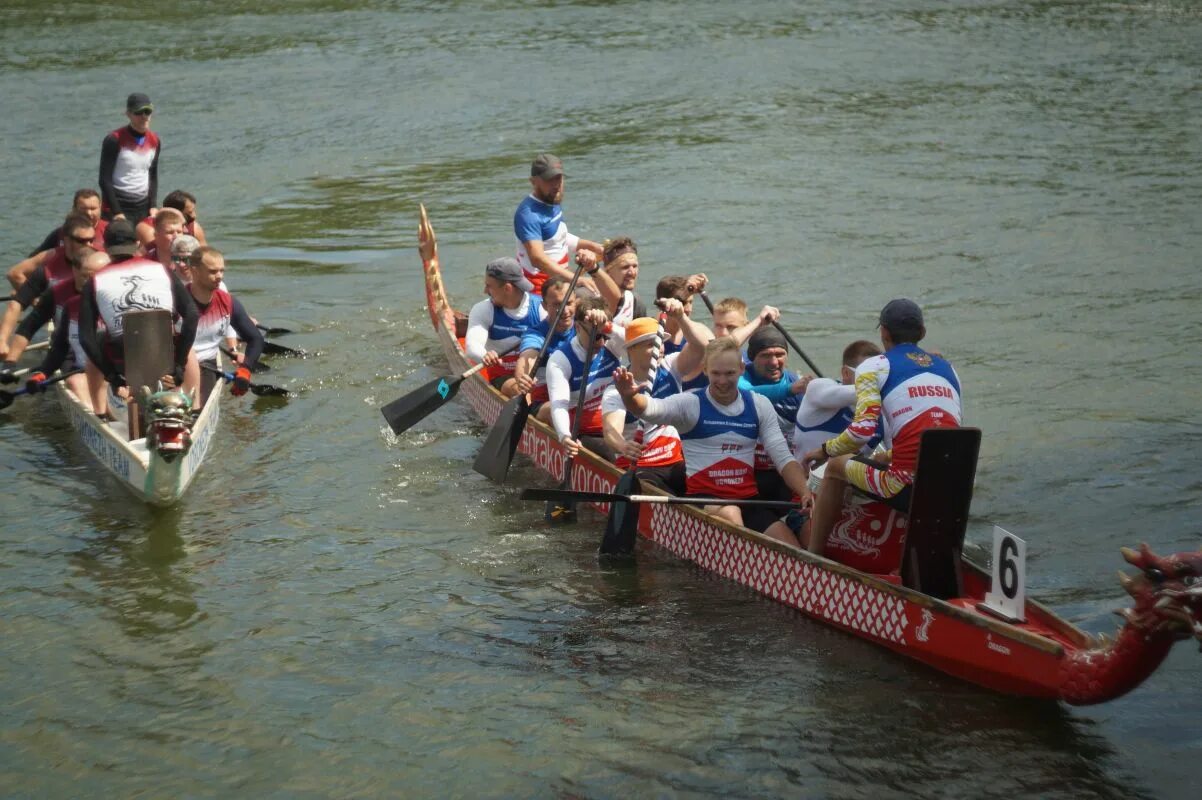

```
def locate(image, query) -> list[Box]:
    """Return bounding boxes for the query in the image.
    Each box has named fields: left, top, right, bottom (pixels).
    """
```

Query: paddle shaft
left=200, top=363, right=290, bottom=397
left=0, top=368, right=84, bottom=407
left=697, top=291, right=823, bottom=378
left=524, top=487, right=803, bottom=509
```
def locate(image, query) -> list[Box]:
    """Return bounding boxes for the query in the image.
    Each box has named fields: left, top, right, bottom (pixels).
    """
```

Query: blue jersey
left=513, top=195, right=577, bottom=292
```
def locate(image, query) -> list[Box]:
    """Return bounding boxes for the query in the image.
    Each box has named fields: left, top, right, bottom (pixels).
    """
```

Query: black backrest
left=901, top=427, right=982, bottom=599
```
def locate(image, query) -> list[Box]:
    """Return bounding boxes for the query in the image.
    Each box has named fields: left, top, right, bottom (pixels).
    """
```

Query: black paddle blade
left=600, top=469, right=640, bottom=555
left=472, top=395, right=529, bottom=484
left=0, top=389, right=18, bottom=410
left=257, top=324, right=294, bottom=336
left=250, top=383, right=291, bottom=398
left=261, top=340, right=306, bottom=358
left=380, top=374, right=462, bottom=435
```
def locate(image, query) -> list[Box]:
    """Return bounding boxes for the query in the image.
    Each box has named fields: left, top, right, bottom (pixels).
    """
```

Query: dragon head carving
left=1116, top=543, right=1202, bottom=649
left=140, top=383, right=196, bottom=462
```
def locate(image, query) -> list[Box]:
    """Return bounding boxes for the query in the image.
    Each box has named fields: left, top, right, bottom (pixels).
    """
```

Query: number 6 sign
left=982, top=526, right=1026, bottom=622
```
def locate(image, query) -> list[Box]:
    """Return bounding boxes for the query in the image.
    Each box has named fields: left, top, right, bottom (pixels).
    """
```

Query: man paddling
left=514, top=153, right=603, bottom=294
left=613, top=336, right=812, bottom=538
left=187, top=247, right=262, bottom=404
left=135, top=190, right=206, bottom=248
left=740, top=327, right=809, bottom=503
left=546, top=297, right=625, bottom=460
left=513, top=275, right=579, bottom=414
left=143, top=208, right=185, bottom=269
left=802, top=300, right=962, bottom=556
left=16, top=250, right=113, bottom=410
left=465, top=256, right=546, bottom=397
left=24, top=189, right=107, bottom=261
left=0, top=213, right=98, bottom=363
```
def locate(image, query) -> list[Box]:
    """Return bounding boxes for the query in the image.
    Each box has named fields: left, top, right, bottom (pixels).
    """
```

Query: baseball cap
left=530, top=153, right=563, bottom=179
left=104, top=219, right=139, bottom=257
left=878, top=298, right=924, bottom=331
left=748, top=327, right=788, bottom=359
left=126, top=92, right=153, bottom=113
left=625, top=317, right=660, bottom=348
left=485, top=257, right=534, bottom=292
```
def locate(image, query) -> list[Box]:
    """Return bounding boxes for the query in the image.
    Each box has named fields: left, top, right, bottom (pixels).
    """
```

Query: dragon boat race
left=1, top=1, right=1199, bottom=797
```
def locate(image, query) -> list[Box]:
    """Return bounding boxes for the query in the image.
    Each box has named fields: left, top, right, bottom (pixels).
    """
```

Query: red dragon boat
left=416, top=208, right=1201, bottom=705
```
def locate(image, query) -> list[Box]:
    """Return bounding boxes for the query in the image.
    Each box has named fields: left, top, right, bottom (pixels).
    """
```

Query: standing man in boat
left=77, top=235, right=199, bottom=409
left=612, top=336, right=812, bottom=537
left=802, top=300, right=962, bottom=556
left=99, top=93, right=160, bottom=225
left=466, top=256, right=546, bottom=397
left=513, top=153, right=604, bottom=294
left=186, top=246, right=262, bottom=404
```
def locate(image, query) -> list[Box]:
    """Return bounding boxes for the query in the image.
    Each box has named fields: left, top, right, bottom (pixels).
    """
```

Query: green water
left=1, top=1, right=1199, bottom=797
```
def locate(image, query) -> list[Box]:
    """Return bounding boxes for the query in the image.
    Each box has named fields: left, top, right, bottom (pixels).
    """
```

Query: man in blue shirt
left=513, top=153, right=603, bottom=294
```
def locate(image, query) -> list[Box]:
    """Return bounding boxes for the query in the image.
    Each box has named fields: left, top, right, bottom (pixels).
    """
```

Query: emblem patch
left=437, top=379, right=451, bottom=399
left=906, top=351, right=933, bottom=367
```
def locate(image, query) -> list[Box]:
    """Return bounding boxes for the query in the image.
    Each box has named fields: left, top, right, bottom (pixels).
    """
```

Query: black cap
left=104, top=219, right=139, bottom=257
left=878, top=298, right=924, bottom=331
left=747, top=327, right=788, bottom=359
left=126, top=92, right=153, bottom=112
left=531, top=153, right=563, bottom=179
left=485, top=256, right=534, bottom=292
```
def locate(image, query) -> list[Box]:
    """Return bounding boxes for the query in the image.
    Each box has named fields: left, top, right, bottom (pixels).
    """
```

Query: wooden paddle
left=524, top=487, right=804, bottom=510
left=200, top=364, right=292, bottom=397
left=545, top=324, right=601, bottom=524
left=381, top=342, right=518, bottom=435
left=472, top=257, right=590, bottom=484
left=0, top=369, right=84, bottom=410
left=697, top=290, right=824, bottom=378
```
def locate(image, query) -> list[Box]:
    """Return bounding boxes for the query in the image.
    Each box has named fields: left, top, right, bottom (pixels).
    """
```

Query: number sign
left=983, top=526, right=1026, bottom=622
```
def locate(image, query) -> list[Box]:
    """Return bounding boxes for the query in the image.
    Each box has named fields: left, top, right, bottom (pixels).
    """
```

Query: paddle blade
left=261, top=340, right=306, bottom=358
left=257, top=324, right=294, bottom=336
left=600, top=469, right=640, bottom=555
left=380, top=374, right=462, bottom=434
left=545, top=497, right=577, bottom=524
left=0, top=389, right=18, bottom=410
left=250, top=383, right=291, bottom=398
left=472, top=395, right=529, bottom=484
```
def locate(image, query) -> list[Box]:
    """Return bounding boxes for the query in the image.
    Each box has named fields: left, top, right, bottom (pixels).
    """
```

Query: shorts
left=488, top=372, right=512, bottom=391
left=843, top=455, right=913, bottom=513
left=635, top=461, right=686, bottom=496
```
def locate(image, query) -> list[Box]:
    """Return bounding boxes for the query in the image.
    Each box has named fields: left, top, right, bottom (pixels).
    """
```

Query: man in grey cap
left=465, top=256, right=548, bottom=397
left=512, top=153, right=604, bottom=294
left=99, top=92, right=161, bottom=224
left=800, top=298, right=963, bottom=557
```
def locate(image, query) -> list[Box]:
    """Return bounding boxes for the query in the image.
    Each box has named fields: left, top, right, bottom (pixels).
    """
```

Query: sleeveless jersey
left=680, top=388, right=762, bottom=498
left=520, top=319, right=574, bottom=403
left=91, top=257, right=174, bottom=336
left=514, top=195, right=577, bottom=293
left=550, top=336, right=621, bottom=436
left=42, top=247, right=73, bottom=284
left=108, top=127, right=160, bottom=200
left=190, top=287, right=234, bottom=362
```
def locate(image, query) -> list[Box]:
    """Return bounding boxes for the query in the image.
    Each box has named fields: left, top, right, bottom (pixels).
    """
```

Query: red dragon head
left=1117, top=543, right=1202, bottom=649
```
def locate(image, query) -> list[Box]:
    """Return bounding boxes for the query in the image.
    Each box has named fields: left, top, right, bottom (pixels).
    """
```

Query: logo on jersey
left=118, top=275, right=165, bottom=313
left=906, top=351, right=933, bottom=367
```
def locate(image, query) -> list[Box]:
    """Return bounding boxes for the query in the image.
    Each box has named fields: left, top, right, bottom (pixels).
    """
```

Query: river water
left=1, top=1, right=1199, bottom=797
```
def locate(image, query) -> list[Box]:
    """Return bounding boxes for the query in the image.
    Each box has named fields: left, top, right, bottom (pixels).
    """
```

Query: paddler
left=512, top=275, right=579, bottom=416
left=740, top=327, right=810, bottom=504
left=465, top=256, right=546, bottom=397
left=513, top=153, right=604, bottom=294
left=15, top=249, right=113, bottom=410
left=0, top=213, right=98, bottom=365
left=135, top=190, right=206, bottom=248
left=612, top=336, right=812, bottom=538
left=186, top=246, right=262, bottom=404
left=599, top=304, right=711, bottom=495
left=24, top=189, right=107, bottom=261
left=77, top=229, right=199, bottom=411
left=143, top=208, right=185, bottom=269
left=801, top=299, right=963, bottom=555
left=546, top=296, right=625, bottom=460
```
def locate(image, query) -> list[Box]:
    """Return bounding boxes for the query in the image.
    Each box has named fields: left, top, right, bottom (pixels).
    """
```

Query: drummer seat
left=900, top=427, right=982, bottom=599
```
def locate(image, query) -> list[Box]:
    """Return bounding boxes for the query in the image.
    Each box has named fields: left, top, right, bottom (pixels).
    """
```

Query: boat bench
left=900, top=427, right=982, bottom=600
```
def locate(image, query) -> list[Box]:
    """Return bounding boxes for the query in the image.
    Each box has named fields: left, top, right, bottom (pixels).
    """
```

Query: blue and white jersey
left=513, top=195, right=579, bottom=291
left=792, top=378, right=885, bottom=460
left=546, top=335, right=624, bottom=439
left=465, top=292, right=545, bottom=374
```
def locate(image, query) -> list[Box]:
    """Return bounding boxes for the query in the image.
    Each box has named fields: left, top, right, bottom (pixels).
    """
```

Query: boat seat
left=900, top=427, right=981, bottom=599
left=453, top=311, right=469, bottom=339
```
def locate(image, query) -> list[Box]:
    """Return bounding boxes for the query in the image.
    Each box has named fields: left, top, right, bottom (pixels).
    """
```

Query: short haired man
left=144, top=208, right=186, bottom=268
left=99, top=93, right=161, bottom=224
left=187, top=247, right=263, bottom=404
left=613, top=336, right=811, bottom=538
left=545, top=296, right=625, bottom=461
left=465, top=256, right=546, bottom=397
left=135, top=190, right=206, bottom=248
left=740, top=326, right=811, bottom=504
left=802, top=300, right=962, bottom=556
left=513, top=275, right=580, bottom=411
left=0, top=213, right=97, bottom=362
left=710, top=297, right=748, bottom=338
left=513, top=153, right=604, bottom=294
left=27, top=189, right=107, bottom=258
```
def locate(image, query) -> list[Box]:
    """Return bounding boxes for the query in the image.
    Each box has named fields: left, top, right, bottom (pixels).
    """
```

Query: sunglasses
left=131, top=108, right=153, bottom=116
left=68, top=234, right=92, bottom=245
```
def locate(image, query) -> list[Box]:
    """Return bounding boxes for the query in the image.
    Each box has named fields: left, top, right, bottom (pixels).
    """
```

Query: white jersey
left=90, top=257, right=174, bottom=337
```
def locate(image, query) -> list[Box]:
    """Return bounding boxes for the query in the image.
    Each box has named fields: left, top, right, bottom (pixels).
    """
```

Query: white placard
left=982, top=526, right=1026, bottom=623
